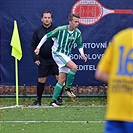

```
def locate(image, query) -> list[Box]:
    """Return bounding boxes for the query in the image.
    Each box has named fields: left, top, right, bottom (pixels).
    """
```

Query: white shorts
left=52, top=51, right=71, bottom=73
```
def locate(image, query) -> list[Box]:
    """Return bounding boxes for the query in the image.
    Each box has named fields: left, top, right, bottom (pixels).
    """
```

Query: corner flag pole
left=15, top=58, right=19, bottom=106
left=10, top=20, right=22, bottom=106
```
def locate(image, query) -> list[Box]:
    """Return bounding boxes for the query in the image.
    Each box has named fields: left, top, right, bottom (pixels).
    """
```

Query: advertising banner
left=0, top=0, right=132, bottom=86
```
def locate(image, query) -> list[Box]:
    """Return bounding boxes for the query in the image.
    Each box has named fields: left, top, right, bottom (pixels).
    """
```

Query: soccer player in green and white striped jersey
left=35, top=13, right=87, bottom=107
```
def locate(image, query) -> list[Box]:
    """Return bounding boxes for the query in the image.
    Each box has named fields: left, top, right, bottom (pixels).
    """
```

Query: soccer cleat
left=50, top=101, right=59, bottom=107
left=65, top=88, right=76, bottom=98
left=56, top=96, right=63, bottom=105
left=32, top=100, right=41, bottom=106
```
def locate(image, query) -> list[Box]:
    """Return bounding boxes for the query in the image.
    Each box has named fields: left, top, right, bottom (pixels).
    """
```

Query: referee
left=31, top=11, right=63, bottom=106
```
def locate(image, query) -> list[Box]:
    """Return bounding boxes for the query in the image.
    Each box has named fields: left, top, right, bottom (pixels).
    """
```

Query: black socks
left=37, top=82, right=45, bottom=102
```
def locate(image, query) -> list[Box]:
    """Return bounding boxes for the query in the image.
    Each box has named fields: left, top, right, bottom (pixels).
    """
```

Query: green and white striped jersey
left=46, top=25, right=83, bottom=56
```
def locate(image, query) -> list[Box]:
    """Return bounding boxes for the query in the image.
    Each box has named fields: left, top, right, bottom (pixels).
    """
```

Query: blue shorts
left=105, top=120, right=133, bottom=133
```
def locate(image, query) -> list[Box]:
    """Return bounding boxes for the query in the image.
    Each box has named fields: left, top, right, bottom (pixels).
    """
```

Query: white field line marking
left=0, top=105, right=21, bottom=110
left=0, top=105, right=105, bottom=110
left=26, top=105, right=105, bottom=109
left=0, top=120, right=105, bottom=123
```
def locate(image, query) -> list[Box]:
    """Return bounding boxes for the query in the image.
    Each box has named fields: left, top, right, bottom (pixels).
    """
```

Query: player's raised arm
left=34, top=35, right=47, bottom=55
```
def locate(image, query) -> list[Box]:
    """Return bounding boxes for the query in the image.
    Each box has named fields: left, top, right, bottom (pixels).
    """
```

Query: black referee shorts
left=38, top=57, right=59, bottom=78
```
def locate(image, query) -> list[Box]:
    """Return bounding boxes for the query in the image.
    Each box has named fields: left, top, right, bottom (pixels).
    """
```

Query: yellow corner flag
left=10, top=20, right=22, bottom=106
left=10, top=20, right=22, bottom=60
